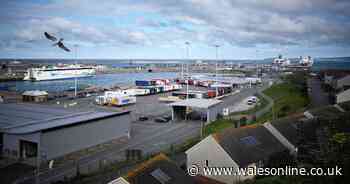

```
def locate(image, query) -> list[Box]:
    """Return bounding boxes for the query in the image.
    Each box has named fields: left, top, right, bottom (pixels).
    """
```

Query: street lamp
left=74, top=44, right=78, bottom=97
left=185, top=42, right=190, bottom=100
left=214, top=44, right=220, bottom=97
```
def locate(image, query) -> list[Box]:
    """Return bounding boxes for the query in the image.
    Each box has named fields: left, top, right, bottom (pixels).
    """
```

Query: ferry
left=23, top=64, right=96, bottom=81
left=299, top=56, right=314, bottom=67
left=272, top=55, right=291, bottom=66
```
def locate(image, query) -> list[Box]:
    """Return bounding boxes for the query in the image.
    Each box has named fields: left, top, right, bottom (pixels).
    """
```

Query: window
left=240, top=136, right=259, bottom=146
left=150, top=168, right=171, bottom=184
left=19, top=140, right=38, bottom=158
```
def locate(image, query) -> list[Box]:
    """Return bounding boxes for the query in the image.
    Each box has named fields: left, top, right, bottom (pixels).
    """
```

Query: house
left=186, top=101, right=350, bottom=184
left=0, top=103, right=131, bottom=165
left=22, top=90, right=49, bottom=103
left=334, top=75, right=350, bottom=91
left=185, top=125, right=287, bottom=184
left=336, top=88, right=350, bottom=104
left=108, top=153, right=195, bottom=184
left=321, top=70, right=350, bottom=93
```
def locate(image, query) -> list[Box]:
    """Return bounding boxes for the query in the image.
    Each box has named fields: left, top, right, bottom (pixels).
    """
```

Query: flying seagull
left=44, top=32, right=57, bottom=42
left=44, top=32, right=70, bottom=52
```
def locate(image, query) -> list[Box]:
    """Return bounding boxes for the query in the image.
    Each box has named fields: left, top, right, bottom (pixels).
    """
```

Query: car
left=162, top=115, right=172, bottom=121
left=139, top=116, right=149, bottom=121
left=247, top=100, right=254, bottom=105
left=154, top=117, right=170, bottom=123
left=249, top=96, right=258, bottom=103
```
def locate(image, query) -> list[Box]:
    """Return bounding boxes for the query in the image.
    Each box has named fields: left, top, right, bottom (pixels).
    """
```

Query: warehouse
left=0, top=103, right=131, bottom=165
left=169, top=98, right=222, bottom=124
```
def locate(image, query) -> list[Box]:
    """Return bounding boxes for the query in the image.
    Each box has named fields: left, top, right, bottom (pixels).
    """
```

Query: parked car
left=139, top=116, right=149, bottom=121
left=154, top=117, right=170, bottom=123
left=247, top=100, right=254, bottom=105
left=162, top=115, right=172, bottom=121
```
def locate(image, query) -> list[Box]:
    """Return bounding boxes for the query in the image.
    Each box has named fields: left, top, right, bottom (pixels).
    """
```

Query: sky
left=0, top=0, right=349, bottom=59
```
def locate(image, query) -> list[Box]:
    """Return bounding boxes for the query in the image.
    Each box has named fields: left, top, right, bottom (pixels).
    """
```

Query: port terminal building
left=169, top=98, right=222, bottom=124
left=0, top=103, right=131, bottom=165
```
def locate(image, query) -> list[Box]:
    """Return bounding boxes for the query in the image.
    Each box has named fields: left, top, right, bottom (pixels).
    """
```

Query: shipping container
left=207, top=90, right=216, bottom=98
left=135, top=80, right=155, bottom=86
left=133, top=88, right=150, bottom=96
left=109, top=95, right=136, bottom=106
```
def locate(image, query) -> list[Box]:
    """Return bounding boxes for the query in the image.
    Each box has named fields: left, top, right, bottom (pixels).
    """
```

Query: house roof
left=169, top=99, right=222, bottom=109
left=0, top=103, right=130, bottom=134
left=308, top=105, right=345, bottom=120
left=212, top=125, right=287, bottom=167
left=193, top=175, right=226, bottom=184
left=125, top=153, right=195, bottom=184
left=108, top=177, right=130, bottom=184
left=338, top=101, right=350, bottom=111
left=320, top=70, right=350, bottom=79
left=269, top=114, right=304, bottom=146
left=22, top=90, right=48, bottom=96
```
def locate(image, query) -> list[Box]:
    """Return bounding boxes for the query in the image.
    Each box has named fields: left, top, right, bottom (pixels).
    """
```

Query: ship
left=299, top=56, right=314, bottom=67
left=272, top=54, right=291, bottom=66
left=23, top=64, right=96, bottom=81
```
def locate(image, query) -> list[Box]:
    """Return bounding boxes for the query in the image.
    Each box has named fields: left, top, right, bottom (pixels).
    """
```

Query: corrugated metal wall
left=41, top=114, right=131, bottom=160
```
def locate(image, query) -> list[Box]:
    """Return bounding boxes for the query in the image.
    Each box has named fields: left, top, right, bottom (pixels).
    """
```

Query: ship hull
left=24, top=67, right=96, bottom=81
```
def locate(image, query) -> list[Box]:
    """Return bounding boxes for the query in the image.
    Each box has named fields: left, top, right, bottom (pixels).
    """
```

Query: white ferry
left=299, top=56, right=314, bottom=67
left=23, top=64, right=96, bottom=81
left=272, top=55, right=291, bottom=66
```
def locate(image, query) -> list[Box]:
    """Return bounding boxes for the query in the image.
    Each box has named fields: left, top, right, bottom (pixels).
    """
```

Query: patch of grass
left=263, top=83, right=309, bottom=119
left=204, top=118, right=235, bottom=136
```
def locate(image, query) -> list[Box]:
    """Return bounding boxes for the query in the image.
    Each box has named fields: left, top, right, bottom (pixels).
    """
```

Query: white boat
left=272, top=55, right=291, bottom=66
left=299, top=56, right=314, bottom=67
left=23, top=64, right=96, bottom=81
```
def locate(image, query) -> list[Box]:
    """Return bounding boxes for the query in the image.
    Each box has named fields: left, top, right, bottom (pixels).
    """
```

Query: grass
left=204, top=118, right=235, bottom=136
left=264, top=83, right=309, bottom=118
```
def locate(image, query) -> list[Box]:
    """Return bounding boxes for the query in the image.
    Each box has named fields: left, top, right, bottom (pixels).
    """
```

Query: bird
left=44, top=32, right=57, bottom=42
left=44, top=32, right=70, bottom=52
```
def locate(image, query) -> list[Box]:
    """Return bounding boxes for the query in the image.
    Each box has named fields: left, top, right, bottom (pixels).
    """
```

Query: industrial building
left=0, top=103, right=131, bottom=165
left=22, top=90, right=48, bottom=103
left=169, top=98, right=222, bottom=124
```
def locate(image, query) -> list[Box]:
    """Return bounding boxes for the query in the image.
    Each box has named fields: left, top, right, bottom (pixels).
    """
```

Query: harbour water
left=0, top=72, right=178, bottom=92
left=1, top=58, right=350, bottom=92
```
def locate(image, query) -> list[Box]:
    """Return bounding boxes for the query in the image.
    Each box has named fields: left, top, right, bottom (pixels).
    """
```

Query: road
left=307, top=77, right=330, bottom=108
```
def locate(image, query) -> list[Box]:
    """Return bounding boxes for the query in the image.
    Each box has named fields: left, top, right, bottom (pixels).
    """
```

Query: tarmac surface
left=308, top=77, right=330, bottom=108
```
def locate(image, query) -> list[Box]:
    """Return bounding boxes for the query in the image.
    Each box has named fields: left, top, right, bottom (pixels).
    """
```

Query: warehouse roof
left=0, top=103, right=130, bottom=134
left=169, top=98, right=222, bottom=109
left=22, top=90, right=48, bottom=96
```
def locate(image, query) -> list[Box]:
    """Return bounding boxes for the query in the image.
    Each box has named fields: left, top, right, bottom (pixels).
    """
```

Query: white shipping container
left=164, top=85, right=173, bottom=92
left=109, top=95, right=136, bottom=106
left=95, top=96, right=107, bottom=105
left=172, top=84, right=182, bottom=90
left=133, top=88, right=150, bottom=96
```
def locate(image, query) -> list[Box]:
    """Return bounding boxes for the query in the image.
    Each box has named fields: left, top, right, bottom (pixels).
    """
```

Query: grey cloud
left=2, top=0, right=350, bottom=50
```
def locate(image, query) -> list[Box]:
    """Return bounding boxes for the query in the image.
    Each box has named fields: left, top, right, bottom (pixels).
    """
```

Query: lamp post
left=185, top=42, right=190, bottom=100
left=74, top=44, right=78, bottom=97
left=214, top=44, right=220, bottom=97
